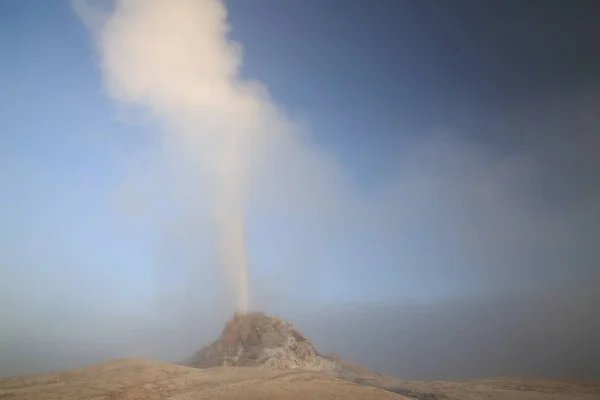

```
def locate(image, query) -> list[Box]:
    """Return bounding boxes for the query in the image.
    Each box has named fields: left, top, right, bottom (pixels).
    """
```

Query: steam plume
left=78, top=0, right=295, bottom=313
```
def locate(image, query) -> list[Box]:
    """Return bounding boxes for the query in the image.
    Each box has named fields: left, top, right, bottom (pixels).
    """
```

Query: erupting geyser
left=79, top=0, right=280, bottom=314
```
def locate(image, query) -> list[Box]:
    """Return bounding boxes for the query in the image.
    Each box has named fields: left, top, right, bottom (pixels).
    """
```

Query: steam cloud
left=72, top=0, right=600, bottom=320
left=77, top=0, right=316, bottom=313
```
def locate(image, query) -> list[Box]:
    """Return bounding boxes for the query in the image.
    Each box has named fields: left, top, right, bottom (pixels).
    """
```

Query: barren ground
left=1, top=358, right=598, bottom=400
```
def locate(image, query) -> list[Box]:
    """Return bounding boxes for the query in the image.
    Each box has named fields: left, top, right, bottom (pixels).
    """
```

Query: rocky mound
left=183, top=312, right=339, bottom=373
left=182, top=312, right=444, bottom=398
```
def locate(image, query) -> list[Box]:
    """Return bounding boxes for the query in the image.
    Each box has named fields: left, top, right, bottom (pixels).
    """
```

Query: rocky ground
left=183, top=312, right=339, bottom=372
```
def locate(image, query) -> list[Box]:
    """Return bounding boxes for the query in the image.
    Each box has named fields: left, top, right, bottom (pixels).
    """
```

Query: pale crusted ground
left=348, top=374, right=600, bottom=400
left=1, top=358, right=599, bottom=400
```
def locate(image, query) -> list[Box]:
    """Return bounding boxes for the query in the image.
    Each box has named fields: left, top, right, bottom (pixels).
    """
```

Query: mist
left=1, top=0, right=599, bottom=382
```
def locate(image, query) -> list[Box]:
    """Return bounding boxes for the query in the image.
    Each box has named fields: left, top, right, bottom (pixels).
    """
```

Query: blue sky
left=1, top=0, right=599, bottom=380
left=0, top=1, right=154, bottom=313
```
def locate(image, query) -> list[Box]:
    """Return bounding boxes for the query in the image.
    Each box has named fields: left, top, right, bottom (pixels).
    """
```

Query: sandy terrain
left=1, top=358, right=598, bottom=400
left=0, top=358, right=407, bottom=400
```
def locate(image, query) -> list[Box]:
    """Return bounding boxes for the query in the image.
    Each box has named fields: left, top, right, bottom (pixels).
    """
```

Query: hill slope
left=0, top=358, right=407, bottom=400
left=2, top=358, right=599, bottom=400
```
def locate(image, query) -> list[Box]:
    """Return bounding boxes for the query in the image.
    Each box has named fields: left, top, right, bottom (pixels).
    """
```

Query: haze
left=1, top=0, right=599, bottom=381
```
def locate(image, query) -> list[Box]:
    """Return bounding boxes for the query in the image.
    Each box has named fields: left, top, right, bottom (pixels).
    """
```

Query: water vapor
left=76, top=0, right=313, bottom=313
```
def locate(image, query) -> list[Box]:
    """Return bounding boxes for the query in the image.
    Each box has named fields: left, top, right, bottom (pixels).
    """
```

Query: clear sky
left=1, top=0, right=599, bottom=380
